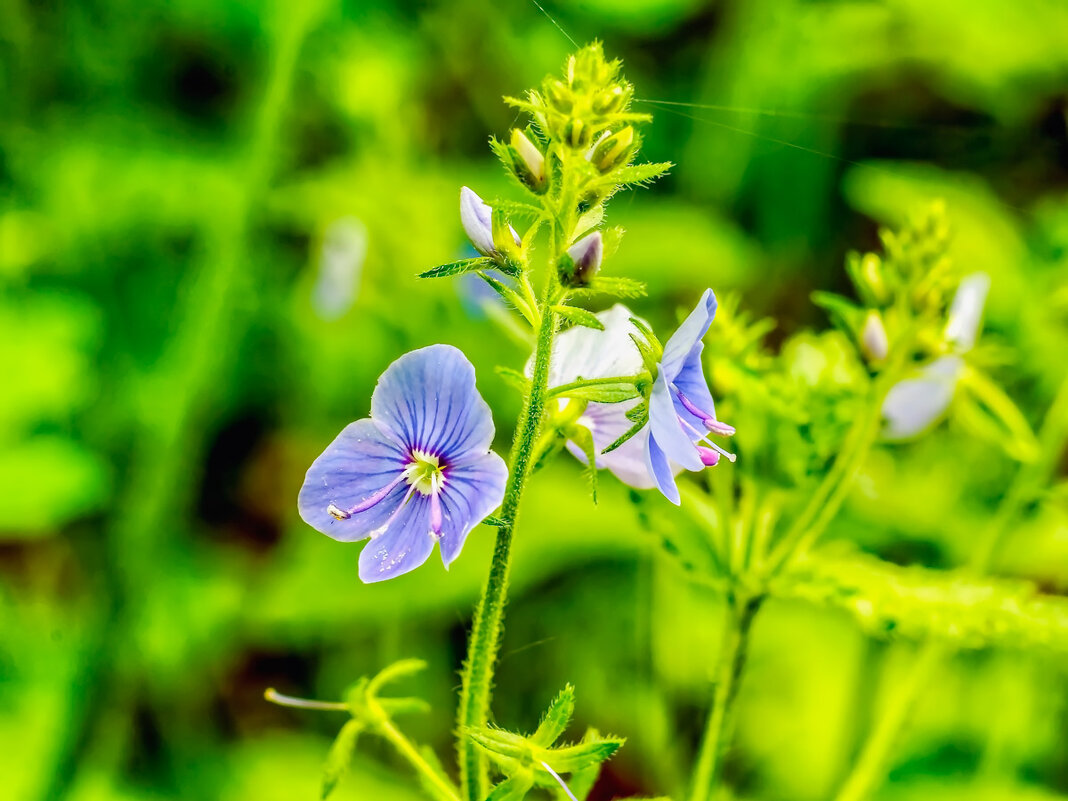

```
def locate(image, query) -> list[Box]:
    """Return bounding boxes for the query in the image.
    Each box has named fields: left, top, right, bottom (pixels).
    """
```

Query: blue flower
left=298, top=345, right=508, bottom=583
left=645, top=289, right=735, bottom=504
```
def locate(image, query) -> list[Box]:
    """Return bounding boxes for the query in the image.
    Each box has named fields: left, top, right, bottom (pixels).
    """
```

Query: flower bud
left=460, top=186, right=519, bottom=259
left=510, top=129, right=546, bottom=191
left=546, top=80, right=572, bottom=113
left=564, top=118, right=588, bottom=148
left=592, top=86, right=625, bottom=115
left=860, top=310, right=889, bottom=362
left=565, top=232, right=603, bottom=285
left=591, top=127, right=634, bottom=172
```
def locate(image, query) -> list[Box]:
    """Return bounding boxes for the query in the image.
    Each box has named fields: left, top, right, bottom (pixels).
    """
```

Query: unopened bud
left=565, top=232, right=603, bottom=285
left=564, top=118, right=588, bottom=148
left=546, top=81, right=572, bottom=113
left=460, top=186, right=519, bottom=260
left=860, top=311, right=889, bottom=362
left=591, top=127, right=634, bottom=172
left=592, top=86, right=625, bottom=115
left=510, top=129, right=546, bottom=190
left=860, top=253, right=888, bottom=304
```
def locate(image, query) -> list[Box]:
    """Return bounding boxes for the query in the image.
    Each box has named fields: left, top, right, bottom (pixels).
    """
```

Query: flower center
left=404, top=449, right=445, bottom=496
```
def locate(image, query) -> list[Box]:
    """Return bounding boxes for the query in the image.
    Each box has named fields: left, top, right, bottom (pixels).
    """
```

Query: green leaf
left=773, top=550, right=1068, bottom=652
left=603, top=405, right=648, bottom=455
left=481, top=515, right=508, bottom=528
left=581, top=276, right=647, bottom=299
left=321, top=719, right=363, bottom=800
left=957, top=366, right=1040, bottom=462
left=606, top=161, right=672, bottom=186
left=552, top=305, right=604, bottom=330
left=548, top=376, right=642, bottom=404
left=571, top=427, right=598, bottom=504
left=532, top=685, right=576, bottom=747
left=377, top=696, right=431, bottom=716
left=496, top=366, right=530, bottom=395
left=419, top=257, right=494, bottom=279
left=482, top=272, right=538, bottom=326
left=543, top=737, right=624, bottom=773
left=486, top=771, right=535, bottom=801
left=556, top=729, right=606, bottom=801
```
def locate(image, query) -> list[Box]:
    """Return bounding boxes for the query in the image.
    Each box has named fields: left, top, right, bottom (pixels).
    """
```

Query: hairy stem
left=831, top=374, right=1068, bottom=801
left=689, top=594, right=764, bottom=801
left=456, top=300, right=558, bottom=801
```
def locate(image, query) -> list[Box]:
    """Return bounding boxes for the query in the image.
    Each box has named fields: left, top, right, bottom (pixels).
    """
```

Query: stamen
left=263, top=688, right=348, bottom=711
left=327, top=471, right=407, bottom=519
left=678, top=414, right=737, bottom=463
left=673, top=384, right=735, bottom=435
left=429, top=491, right=443, bottom=540
left=697, top=446, right=721, bottom=467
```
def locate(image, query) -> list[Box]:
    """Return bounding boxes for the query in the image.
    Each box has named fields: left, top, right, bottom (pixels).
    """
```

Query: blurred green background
left=2, top=0, right=1068, bottom=799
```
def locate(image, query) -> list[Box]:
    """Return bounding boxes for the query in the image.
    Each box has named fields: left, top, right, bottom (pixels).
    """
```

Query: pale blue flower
left=460, top=186, right=519, bottom=258
left=646, top=289, right=735, bottom=504
left=298, top=345, right=508, bottom=582
left=882, top=273, right=990, bottom=439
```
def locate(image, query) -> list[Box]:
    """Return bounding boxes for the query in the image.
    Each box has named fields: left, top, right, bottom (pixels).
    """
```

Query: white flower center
left=404, top=449, right=445, bottom=496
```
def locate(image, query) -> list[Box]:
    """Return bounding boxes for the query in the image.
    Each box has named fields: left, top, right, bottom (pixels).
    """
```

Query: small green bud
left=859, top=253, right=889, bottom=304
left=592, top=85, right=625, bottom=115
left=565, top=118, right=588, bottom=148
left=591, top=127, right=634, bottom=172
left=546, top=80, right=572, bottom=113
left=509, top=129, right=546, bottom=191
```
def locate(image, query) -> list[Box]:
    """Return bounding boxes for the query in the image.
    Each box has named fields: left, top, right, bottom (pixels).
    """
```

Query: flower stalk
left=689, top=593, right=764, bottom=801
left=456, top=295, right=558, bottom=801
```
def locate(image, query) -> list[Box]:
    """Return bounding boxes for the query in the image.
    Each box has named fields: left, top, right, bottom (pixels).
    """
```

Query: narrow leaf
left=574, top=276, right=647, bottom=299
left=544, top=737, right=625, bottom=773
left=533, top=685, right=576, bottom=747
left=553, top=305, right=605, bottom=330
left=321, top=719, right=363, bottom=800
left=419, top=257, right=494, bottom=279
left=496, top=366, right=530, bottom=394
left=481, top=515, right=508, bottom=528
left=486, top=771, right=535, bottom=801
left=607, top=161, right=672, bottom=186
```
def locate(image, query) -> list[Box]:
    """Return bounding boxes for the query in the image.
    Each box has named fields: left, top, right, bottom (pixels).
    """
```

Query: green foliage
left=774, top=550, right=1068, bottom=653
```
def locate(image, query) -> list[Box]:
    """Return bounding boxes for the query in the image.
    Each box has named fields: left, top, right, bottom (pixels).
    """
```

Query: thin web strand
left=528, top=0, right=578, bottom=47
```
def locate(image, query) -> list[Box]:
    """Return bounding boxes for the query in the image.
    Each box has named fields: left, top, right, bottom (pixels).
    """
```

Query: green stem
left=457, top=301, right=558, bottom=801
left=689, top=594, right=763, bottom=801
left=831, top=374, right=1068, bottom=801
left=373, top=707, right=462, bottom=801
left=766, top=361, right=905, bottom=577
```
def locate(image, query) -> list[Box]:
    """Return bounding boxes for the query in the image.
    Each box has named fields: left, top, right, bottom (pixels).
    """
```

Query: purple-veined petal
left=882, top=356, right=963, bottom=439
left=436, top=451, right=509, bottom=567
left=945, top=273, right=990, bottom=350
left=660, top=289, right=718, bottom=380
left=371, top=344, right=495, bottom=460
left=649, top=370, right=702, bottom=471
left=460, top=187, right=496, bottom=256
left=645, top=434, right=680, bottom=505
left=357, top=493, right=436, bottom=582
left=298, top=419, right=410, bottom=541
